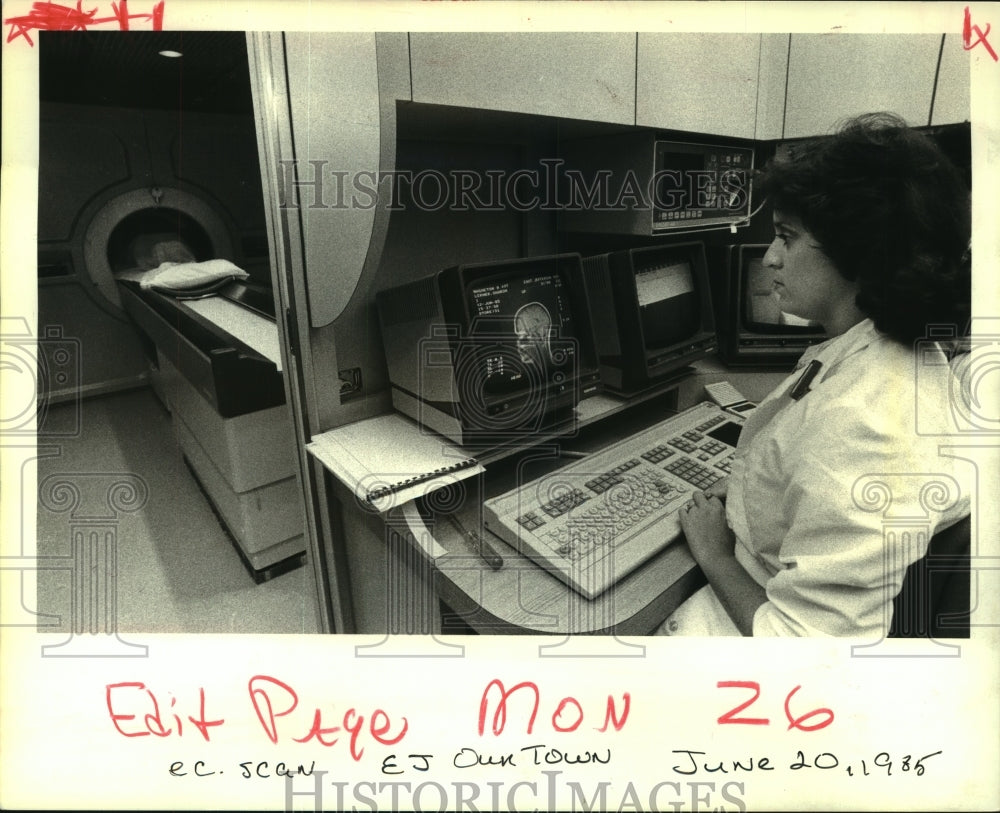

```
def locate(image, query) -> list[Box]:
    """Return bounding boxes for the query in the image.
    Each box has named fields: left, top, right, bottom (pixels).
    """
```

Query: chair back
left=889, top=515, right=971, bottom=638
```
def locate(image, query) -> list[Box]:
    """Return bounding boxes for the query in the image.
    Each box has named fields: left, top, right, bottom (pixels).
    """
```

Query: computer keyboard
left=482, top=401, right=744, bottom=599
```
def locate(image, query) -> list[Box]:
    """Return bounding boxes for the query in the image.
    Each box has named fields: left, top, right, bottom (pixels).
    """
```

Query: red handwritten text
left=106, top=677, right=408, bottom=761
left=248, top=675, right=408, bottom=760
left=5, top=0, right=165, bottom=46
left=716, top=681, right=835, bottom=731
left=963, top=6, right=998, bottom=61
left=478, top=679, right=631, bottom=736
left=106, top=683, right=224, bottom=741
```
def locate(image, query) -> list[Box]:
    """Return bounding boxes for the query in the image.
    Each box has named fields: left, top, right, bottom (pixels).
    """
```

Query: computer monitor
left=376, top=253, right=601, bottom=446
left=559, top=132, right=754, bottom=236
left=581, top=241, right=718, bottom=394
left=718, top=243, right=828, bottom=366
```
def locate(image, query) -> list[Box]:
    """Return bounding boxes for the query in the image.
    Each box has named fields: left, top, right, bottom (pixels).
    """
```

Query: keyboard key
left=641, top=444, right=675, bottom=464
left=668, top=437, right=699, bottom=453
left=664, top=456, right=722, bottom=489
left=540, top=488, right=590, bottom=518
left=695, top=415, right=725, bottom=432
left=700, top=440, right=729, bottom=456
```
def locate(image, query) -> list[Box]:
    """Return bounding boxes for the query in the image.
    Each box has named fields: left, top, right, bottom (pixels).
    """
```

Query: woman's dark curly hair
left=757, top=112, right=971, bottom=345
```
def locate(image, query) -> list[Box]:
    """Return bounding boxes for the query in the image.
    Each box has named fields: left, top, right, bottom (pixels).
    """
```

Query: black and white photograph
left=2, top=2, right=998, bottom=811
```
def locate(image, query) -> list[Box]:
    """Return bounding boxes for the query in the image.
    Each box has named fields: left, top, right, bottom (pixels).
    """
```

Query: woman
left=660, top=112, right=972, bottom=637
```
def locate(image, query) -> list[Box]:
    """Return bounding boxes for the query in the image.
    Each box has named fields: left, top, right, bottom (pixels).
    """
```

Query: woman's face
left=762, top=212, right=857, bottom=327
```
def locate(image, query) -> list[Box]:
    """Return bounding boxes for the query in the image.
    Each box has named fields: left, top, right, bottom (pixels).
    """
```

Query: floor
left=34, top=387, right=320, bottom=635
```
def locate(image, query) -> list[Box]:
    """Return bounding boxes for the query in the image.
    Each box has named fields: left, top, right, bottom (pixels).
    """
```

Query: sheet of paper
left=307, top=413, right=483, bottom=512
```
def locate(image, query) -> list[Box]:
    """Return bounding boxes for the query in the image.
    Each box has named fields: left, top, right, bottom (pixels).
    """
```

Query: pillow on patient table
left=117, top=259, right=249, bottom=295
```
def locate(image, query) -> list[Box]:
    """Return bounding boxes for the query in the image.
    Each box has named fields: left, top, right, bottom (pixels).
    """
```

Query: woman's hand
left=678, top=489, right=765, bottom=636
left=704, top=476, right=729, bottom=503
left=679, top=490, right=735, bottom=567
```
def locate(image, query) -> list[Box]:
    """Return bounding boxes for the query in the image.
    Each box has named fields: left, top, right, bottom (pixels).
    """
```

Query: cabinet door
left=636, top=33, right=765, bottom=139
left=932, top=34, right=970, bottom=125
left=409, top=32, right=635, bottom=124
left=784, top=34, right=941, bottom=138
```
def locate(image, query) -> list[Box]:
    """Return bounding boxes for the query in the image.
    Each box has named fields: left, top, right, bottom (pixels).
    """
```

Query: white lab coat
left=658, top=319, right=971, bottom=637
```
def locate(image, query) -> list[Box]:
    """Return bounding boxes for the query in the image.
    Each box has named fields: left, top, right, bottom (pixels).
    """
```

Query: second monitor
left=582, top=241, right=718, bottom=395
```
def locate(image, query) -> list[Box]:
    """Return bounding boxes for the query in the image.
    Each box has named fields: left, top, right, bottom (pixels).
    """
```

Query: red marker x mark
left=964, top=6, right=999, bottom=61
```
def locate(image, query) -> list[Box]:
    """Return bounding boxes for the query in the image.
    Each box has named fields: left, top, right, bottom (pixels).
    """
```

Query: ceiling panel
left=39, top=31, right=253, bottom=115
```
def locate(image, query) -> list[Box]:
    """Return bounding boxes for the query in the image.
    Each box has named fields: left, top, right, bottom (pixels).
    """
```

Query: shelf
left=467, top=376, right=685, bottom=467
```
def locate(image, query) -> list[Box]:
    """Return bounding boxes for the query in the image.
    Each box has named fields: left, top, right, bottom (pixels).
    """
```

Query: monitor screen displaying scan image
left=376, top=253, right=601, bottom=446
left=467, top=271, right=579, bottom=400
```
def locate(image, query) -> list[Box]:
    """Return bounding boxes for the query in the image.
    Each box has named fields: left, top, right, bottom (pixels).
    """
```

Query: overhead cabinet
left=932, top=33, right=971, bottom=125
left=410, top=31, right=966, bottom=139
left=783, top=34, right=943, bottom=138
left=409, top=32, right=636, bottom=124
left=636, top=33, right=788, bottom=140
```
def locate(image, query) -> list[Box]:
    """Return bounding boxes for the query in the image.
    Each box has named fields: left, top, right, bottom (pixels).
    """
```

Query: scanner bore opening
left=106, top=208, right=214, bottom=273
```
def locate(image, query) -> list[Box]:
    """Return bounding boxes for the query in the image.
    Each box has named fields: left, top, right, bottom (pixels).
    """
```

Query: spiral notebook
left=307, top=413, right=484, bottom=513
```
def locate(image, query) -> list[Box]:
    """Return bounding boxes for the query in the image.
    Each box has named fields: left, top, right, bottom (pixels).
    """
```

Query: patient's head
left=131, top=234, right=197, bottom=269
left=514, top=301, right=554, bottom=367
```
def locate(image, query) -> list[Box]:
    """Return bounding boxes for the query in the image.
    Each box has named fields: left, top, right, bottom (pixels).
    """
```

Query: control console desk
left=310, top=364, right=786, bottom=635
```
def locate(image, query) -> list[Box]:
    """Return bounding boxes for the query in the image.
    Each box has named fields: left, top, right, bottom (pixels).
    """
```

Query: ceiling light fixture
left=158, top=50, right=183, bottom=58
